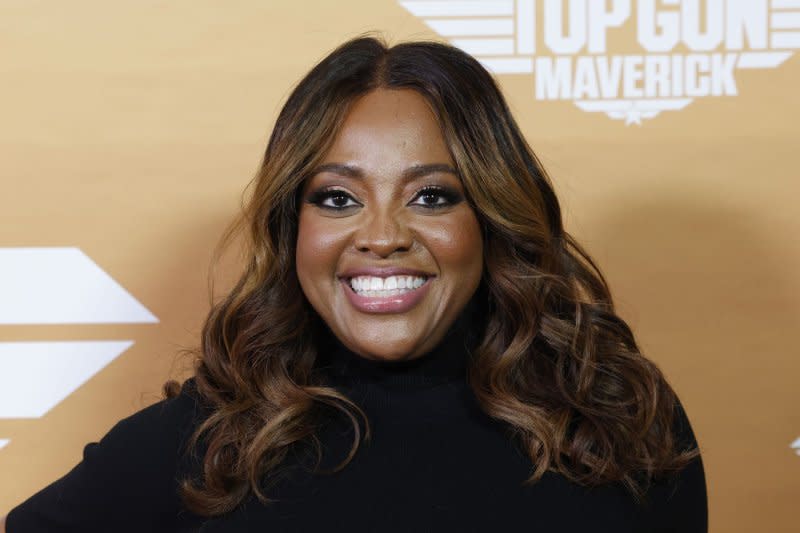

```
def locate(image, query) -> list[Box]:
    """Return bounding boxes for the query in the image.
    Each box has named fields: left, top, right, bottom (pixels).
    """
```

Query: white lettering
left=544, top=0, right=587, bottom=54
left=623, top=56, right=644, bottom=98
left=685, top=54, right=710, bottom=96
left=710, top=52, right=738, bottom=95
left=682, top=0, right=724, bottom=51
left=725, top=0, right=767, bottom=50
left=644, top=55, right=671, bottom=97
left=587, top=0, right=631, bottom=53
left=534, top=53, right=739, bottom=100
left=535, top=56, right=573, bottom=99
left=638, top=0, right=680, bottom=52
left=596, top=55, right=624, bottom=98
left=573, top=56, right=600, bottom=98
left=402, top=0, right=772, bottom=123
left=672, top=54, right=683, bottom=96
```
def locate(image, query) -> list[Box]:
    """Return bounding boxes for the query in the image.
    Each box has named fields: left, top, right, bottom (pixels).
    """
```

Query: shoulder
left=642, top=393, right=708, bottom=532
left=672, top=394, right=700, bottom=450
left=99, top=377, right=202, bottom=444
left=76, top=375, right=209, bottom=480
left=90, top=376, right=212, bottom=477
left=4, top=377, right=209, bottom=532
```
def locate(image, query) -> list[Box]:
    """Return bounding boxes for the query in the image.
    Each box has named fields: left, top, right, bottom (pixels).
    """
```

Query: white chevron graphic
left=0, top=247, right=157, bottom=324
left=0, top=439, right=9, bottom=450
left=0, top=247, right=158, bottom=433
left=0, top=341, right=133, bottom=418
left=399, top=0, right=800, bottom=124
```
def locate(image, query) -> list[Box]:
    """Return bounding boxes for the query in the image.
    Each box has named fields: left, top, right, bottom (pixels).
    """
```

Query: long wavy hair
left=164, top=34, right=700, bottom=516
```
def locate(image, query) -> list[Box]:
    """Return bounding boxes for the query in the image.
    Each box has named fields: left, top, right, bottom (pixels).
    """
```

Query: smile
left=348, top=274, right=428, bottom=296
left=340, top=275, right=433, bottom=314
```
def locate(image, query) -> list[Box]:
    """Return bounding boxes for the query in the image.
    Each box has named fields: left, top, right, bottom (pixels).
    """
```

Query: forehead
left=321, top=88, right=453, bottom=166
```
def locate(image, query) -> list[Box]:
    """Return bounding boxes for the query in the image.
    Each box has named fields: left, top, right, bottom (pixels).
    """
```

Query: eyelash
left=306, top=185, right=462, bottom=212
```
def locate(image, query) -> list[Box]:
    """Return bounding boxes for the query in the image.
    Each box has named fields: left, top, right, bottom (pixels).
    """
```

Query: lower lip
left=341, top=277, right=434, bottom=314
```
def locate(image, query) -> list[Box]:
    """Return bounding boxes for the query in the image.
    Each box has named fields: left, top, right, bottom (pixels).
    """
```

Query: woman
left=3, top=35, right=707, bottom=532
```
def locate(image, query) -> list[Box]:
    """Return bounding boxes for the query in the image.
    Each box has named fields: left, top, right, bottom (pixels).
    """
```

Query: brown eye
left=306, top=188, right=360, bottom=210
left=410, top=186, right=463, bottom=209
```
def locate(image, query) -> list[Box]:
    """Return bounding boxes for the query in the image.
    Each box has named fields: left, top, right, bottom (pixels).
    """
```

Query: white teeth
left=348, top=275, right=428, bottom=295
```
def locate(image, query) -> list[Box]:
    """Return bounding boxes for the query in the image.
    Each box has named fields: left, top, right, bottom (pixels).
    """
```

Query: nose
left=352, top=207, right=413, bottom=258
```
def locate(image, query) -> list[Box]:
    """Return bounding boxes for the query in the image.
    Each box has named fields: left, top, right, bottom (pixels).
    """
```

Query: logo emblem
left=399, top=0, right=800, bottom=124
left=0, top=247, right=158, bottom=448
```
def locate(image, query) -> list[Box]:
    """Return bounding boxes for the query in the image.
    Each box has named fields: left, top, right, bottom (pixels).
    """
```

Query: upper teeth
left=349, top=275, right=427, bottom=291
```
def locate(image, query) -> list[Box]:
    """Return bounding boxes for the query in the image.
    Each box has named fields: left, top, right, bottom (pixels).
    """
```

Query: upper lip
left=338, top=266, right=435, bottom=279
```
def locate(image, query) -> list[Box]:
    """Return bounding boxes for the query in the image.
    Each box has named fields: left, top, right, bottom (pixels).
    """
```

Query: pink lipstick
left=340, top=276, right=433, bottom=314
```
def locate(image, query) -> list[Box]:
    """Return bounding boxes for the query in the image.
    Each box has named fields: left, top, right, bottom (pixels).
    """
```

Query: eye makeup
left=409, top=185, right=463, bottom=209
left=305, top=186, right=359, bottom=210
left=304, top=184, right=464, bottom=212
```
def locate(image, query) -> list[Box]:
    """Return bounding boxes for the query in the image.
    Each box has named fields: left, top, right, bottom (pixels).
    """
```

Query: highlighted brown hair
left=166, top=34, right=700, bottom=516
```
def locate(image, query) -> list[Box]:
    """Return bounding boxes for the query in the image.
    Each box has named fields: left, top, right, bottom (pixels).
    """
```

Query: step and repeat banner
left=1, top=1, right=798, bottom=531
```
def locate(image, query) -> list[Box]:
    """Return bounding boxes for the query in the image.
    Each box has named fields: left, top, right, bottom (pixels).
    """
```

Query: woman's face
left=296, top=88, right=483, bottom=362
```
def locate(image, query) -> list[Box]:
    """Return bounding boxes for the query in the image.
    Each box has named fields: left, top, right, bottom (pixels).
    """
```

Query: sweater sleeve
left=5, top=378, right=208, bottom=533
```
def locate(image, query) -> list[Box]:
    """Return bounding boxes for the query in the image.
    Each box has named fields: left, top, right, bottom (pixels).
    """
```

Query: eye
left=409, top=185, right=463, bottom=209
left=305, top=184, right=463, bottom=212
left=305, top=187, right=360, bottom=210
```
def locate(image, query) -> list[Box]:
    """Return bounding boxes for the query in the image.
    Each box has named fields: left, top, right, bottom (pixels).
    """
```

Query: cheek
left=425, top=210, right=484, bottom=276
left=295, top=215, right=328, bottom=286
left=295, top=213, right=348, bottom=290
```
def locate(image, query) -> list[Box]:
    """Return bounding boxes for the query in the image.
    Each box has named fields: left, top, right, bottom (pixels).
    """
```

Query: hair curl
left=163, top=34, right=700, bottom=517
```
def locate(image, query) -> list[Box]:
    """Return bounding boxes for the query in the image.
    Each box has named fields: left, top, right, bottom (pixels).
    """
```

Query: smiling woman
left=296, top=88, right=483, bottom=362
left=4, top=35, right=707, bottom=532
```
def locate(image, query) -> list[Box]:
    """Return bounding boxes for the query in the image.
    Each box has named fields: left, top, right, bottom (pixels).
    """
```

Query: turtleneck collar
left=314, top=294, right=483, bottom=391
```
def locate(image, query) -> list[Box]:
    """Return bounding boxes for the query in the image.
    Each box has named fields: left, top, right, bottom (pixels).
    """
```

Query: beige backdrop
left=1, top=1, right=798, bottom=531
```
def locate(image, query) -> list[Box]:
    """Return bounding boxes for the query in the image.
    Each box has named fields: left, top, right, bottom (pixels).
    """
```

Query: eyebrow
left=310, top=162, right=459, bottom=182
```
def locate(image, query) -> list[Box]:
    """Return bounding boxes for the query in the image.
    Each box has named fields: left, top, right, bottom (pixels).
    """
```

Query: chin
left=359, top=347, right=411, bottom=361
left=350, top=340, right=419, bottom=361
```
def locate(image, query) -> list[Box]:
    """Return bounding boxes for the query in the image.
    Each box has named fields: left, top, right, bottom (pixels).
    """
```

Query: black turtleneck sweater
left=6, top=316, right=707, bottom=532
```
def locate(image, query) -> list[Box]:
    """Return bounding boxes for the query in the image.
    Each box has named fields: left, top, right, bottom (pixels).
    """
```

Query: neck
left=314, top=296, right=482, bottom=391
